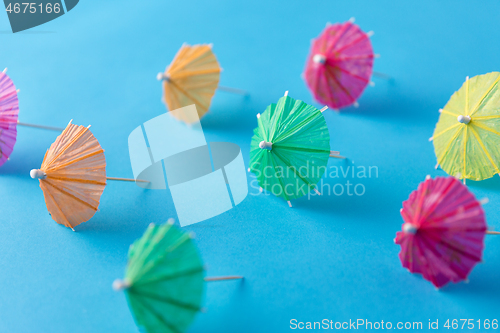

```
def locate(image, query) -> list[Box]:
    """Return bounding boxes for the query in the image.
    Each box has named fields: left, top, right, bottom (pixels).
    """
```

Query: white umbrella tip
left=30, top=169, right=46, bottom=180
left=403, top=223, right=418, bottom=234
left=2, top=68, right=7, bottom=74
left=349, top=17, right=355, bottom=23
left=112, top=279, right=130, bottom=291
left=156, top=72, right=164, bottom=81
left=313, top=54, right=327, bottom=64
left=167, top=218, right=175, bottom=225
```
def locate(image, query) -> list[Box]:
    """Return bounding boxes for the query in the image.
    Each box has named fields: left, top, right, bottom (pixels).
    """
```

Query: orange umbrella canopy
left=30, top=121, right=106, bottom=230
left=157, top=44, right=221, bottom=123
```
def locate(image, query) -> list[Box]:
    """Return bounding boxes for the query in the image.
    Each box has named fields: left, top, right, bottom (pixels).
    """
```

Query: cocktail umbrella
left=0, top=68, right=64, bottom=167
left=249, top=91, right=344, bottom=207
left=395, top=176, right=499, bottom=288
left=430, top=72, right=500, bottom=183
left=30, top=120, right=145, bottom=231
left=303, top=18, right=376, bottom=111
left=113, top=220, right=243, bottom=333
left=157, top=44, right=245, bottom=124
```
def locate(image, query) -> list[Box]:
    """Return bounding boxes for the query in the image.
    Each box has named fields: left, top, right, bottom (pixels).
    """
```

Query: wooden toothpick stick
left=17, top=121, right=64, bottom=132
left=486, top=231, right=500, bottom=235
left=106, top=177, right=149, bottom=183
left=205, top=276, right=244, bottom=282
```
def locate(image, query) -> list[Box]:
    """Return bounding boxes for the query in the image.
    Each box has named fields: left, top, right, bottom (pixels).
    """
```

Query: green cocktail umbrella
left=113, top=220, right=242, bottom=333
left=249, top=91, right=343, bottom=207
left=431, top=72, right=500, bottom=183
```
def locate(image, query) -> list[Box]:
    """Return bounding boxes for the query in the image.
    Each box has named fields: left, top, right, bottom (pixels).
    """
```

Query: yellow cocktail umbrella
left=431, top=72, right=500, bottom=183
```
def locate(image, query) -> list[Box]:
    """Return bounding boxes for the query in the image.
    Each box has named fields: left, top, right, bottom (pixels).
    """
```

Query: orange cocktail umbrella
left=157, top=44, right=220, bottom=123
left=30, top=120, right=143, bottom=231
left=157, top=44, right=245, bottom=124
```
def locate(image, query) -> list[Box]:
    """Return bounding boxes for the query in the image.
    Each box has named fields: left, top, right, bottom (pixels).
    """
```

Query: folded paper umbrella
left=303, top=18, right=380, bottom=111
left=113, top=220, right=243, bottom=333
left=395, top=176, right=499, bottom=288
left=30, top=120, right=146, bottom=230
left=157, top=44, right=245, bottom=124
left=431, top=72, right=500, bottom=183
left=249, top=91, right=344, bottom=207
left=0, top=68, right=63, bottom=167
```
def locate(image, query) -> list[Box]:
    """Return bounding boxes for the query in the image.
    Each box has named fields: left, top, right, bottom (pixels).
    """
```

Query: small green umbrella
left=249, top=91, right=343, bottom=207
left=113, top=220, right=242, bottom=333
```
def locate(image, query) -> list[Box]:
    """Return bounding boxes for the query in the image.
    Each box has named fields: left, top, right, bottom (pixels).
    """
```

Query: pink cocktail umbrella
left=0, top=68, right=19, bottom=167
left=395, top=176, right=499, bottom=288
left=304, top=18, right=375, bottom=110
left=0, top=68, right=64, bottom=167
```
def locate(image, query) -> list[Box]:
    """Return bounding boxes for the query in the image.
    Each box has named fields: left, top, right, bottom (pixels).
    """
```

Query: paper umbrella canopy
left=395, top=176, right=489, bottom=288
left=112, top=221, right=244, bottom=333
left=30, top=121, right=107, bottom=230
left=249, top=92, right=341, bottom=206
left=157, top=44, right=221, bottom=124
left=0, top=69, right=19, bottom=167
left=431, top=72, right=500, bottom=182
left=304, top=18, right=375, bottom=110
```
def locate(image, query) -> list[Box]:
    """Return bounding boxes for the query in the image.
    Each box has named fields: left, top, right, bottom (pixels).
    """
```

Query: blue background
left=1, top=1, right=500, bottom=332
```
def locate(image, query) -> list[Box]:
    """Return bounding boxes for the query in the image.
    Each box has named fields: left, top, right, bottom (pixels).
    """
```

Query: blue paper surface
left=0, top=0, right=500, bottom=332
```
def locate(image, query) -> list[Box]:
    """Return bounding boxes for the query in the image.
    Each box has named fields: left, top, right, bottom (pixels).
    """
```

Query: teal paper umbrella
left=249, top=91, right=344, bottom=207
left=113, top=220, right=242, bottom=333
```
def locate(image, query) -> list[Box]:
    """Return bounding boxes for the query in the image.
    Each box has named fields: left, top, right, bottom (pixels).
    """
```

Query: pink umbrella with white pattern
left=304, top=18, right=376, bottom=110
left=395, top=176, right=499, bottom=288
left=0, top=68, right=64, bottom=167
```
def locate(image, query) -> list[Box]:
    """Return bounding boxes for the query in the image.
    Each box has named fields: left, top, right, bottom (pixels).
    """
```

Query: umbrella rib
left=468, top=125, right=500, bottom=173
left=422, top=230, right=483, bottom=263
left=273, top=150, right=316, bottom=190
left=44, top=125, right=89, bottom=168
left=45, top=176, right=106, bottom=186
left=333, top=33, right=368, bottom=54
left=130, top=294, right=184, bottom=333
left=440, top=109, right=458, bottom=117
left=135, top=234, right=192, bottom=282
left=40, top=182, right=73, bottom=229
left=430, top=123, right=461, bottom=141
left=462, top=126, right=467, bottom=180
left=44, top=149, right=104, bottom=173
left=134, top=267, right=205, bottom=287
left=436, top=126, right=464, bottom=166
left=473, top=114, right=500, bottom=120
left=128, top=289, right=201, bottom=312
left=42, top=179, right=99, bottom=212
left=268, top=155, right=290, bottom=201
left=336, top=66, right=370, bottom=83
left=326, top=21, right=353, bottom=54
left=336, top=54, right=375, bottom=61
left=326, top=67, right=354, bottom=100
left=470, top=75, right=500, bottom=116
left=274, top=145, right=330, bottom=154
left=167, top=79, right=209, bottom=111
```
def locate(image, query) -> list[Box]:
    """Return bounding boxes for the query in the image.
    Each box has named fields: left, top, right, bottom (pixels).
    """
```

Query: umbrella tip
left=287, top=201, right=292, bottom=208
left=156, top=72, right=164, bottom=81
left=457, top=115, right=471, bottom=124
left=167, top=218, right=175, bottom=225
left=2, top=68, right=6, bottom=74
left=349, top=17, right=355, bottom=23
left=313, top=54, right=327, bottom=64
left=403, top=223, right=418, bottom=234
left=284, top=91, right=289, bottom=97
left=425, top=175, right=431, bottom=180
left=367, top=31, right=374, bottom=37
left=30, top=169, right=46, bottom=180
left=112, top=279, right=130, bottom=291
